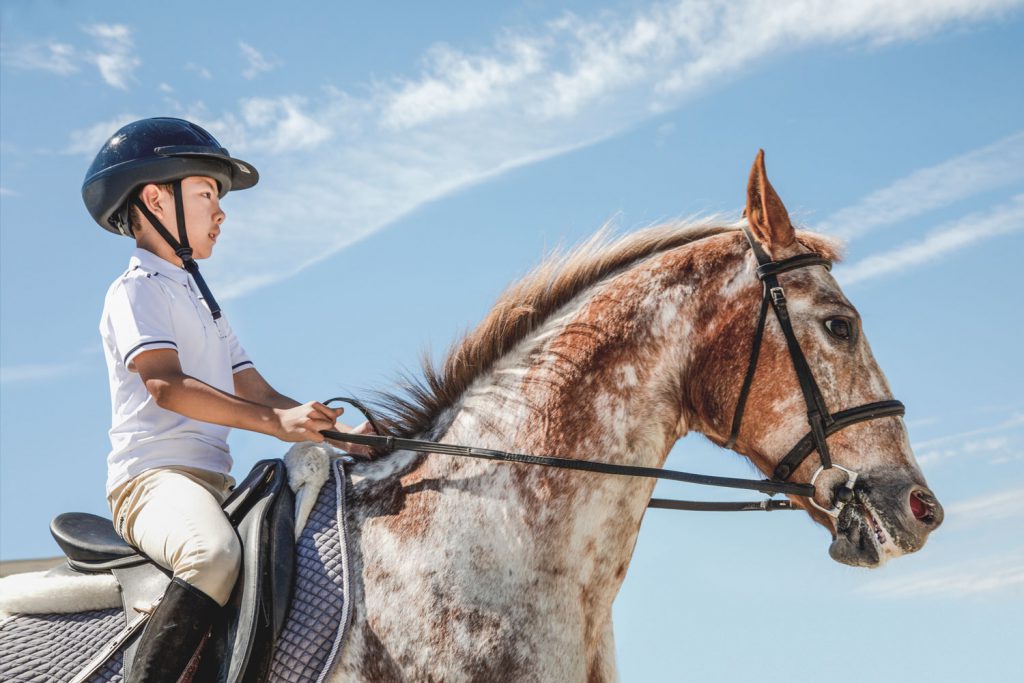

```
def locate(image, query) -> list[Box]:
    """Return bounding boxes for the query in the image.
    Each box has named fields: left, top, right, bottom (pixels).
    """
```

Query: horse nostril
left=909, top=489, right=939, bottom=525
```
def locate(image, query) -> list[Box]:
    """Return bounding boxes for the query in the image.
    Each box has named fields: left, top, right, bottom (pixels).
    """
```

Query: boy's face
left=145, top=175, right=224, bottom=259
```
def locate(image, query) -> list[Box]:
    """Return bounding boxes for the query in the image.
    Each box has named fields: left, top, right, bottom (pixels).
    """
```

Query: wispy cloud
left=2, top=41, right=78, bottom=75
left=861, top=552, right=1024, bottom=599
left=68, top=0, right=1024, bottom=300
left=2, top=24, right=140, bottom=90
left=0, top=361, right=84, bottom=385
left=834, top=195, right=1024, bottom=286
left=186, top=63, right=213, bottom=80
left=946, top=488, right=1024, bottom=527
left=912, top=412, right=1024, bottom=466
left=64, top=114, right=140, bottom=155
left=82, top=24, right=140, bottom=90
left=819, top=132, right=1024, bottom=240
left=0, top=187, right=18, bottom=197
left=239, top=41, right=278, bottom=80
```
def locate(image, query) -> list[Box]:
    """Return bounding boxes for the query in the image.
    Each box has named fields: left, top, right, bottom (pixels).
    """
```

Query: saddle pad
left=0, top=460, right=353, bottom=683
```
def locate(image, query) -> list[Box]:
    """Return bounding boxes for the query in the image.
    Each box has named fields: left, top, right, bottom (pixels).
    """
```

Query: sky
left=1, top=1, right=1022, bottom=680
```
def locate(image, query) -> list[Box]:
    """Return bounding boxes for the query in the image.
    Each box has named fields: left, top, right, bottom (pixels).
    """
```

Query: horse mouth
left=828, top=497, right=891, bottom=568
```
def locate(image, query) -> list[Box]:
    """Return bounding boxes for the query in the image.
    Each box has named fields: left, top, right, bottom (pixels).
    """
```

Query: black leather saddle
left=50, top=459, right=295, bottom=683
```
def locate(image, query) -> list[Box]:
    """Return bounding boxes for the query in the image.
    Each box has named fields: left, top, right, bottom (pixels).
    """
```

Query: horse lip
left=829, top=499, right=884, bottom=567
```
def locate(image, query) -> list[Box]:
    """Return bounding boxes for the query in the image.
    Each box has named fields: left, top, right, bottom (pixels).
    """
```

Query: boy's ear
left=138, top=183, right=168, bottom=215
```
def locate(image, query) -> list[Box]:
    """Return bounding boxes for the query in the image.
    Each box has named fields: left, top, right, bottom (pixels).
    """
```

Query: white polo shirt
left=100, top=248, right=254, bottom=495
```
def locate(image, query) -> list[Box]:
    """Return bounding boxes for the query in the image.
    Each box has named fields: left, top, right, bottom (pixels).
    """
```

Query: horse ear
left=743, top=150, right=795, bottom=253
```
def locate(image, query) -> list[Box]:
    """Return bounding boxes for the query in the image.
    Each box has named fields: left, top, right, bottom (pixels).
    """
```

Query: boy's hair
left=128, top=182, right=175, bottom=235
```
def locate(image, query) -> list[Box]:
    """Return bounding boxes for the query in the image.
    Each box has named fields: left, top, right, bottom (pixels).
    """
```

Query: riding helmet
left=82, top=117, right=259, bottom=236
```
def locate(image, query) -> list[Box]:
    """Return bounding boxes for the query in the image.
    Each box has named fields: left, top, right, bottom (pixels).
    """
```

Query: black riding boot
left=127, top=577, right=221, bottom=683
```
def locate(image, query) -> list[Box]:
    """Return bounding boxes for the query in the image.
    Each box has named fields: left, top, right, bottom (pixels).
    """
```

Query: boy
left=82, top=117, right=369, bottom=682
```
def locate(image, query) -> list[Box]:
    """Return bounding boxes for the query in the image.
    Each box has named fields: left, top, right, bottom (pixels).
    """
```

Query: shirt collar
left=129, top=248, right=189, bottom=284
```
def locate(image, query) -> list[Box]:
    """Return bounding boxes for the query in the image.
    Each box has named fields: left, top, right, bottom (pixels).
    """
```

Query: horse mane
left=372, top=219, right=743, bottom=438
left=370, top=218, right=844, bottom=440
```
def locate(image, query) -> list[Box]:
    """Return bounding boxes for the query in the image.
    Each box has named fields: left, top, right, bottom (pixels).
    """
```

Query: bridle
left=322, top=227, right=905, bottom=516
left=724, top=225, right=905, bottom=516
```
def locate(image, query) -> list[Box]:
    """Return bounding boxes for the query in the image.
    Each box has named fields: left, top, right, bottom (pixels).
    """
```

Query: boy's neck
left=135, top=230, right=185, bottom=268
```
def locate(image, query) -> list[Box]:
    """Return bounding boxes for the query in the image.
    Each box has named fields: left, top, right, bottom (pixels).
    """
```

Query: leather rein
left=322, top=226, right=905, bottom=514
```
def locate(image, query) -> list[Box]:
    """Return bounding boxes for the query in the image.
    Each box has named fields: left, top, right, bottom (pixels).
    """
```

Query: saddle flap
left=50, top=512, right=136, bottom=564
left=196, top=459, right=294, bottom=683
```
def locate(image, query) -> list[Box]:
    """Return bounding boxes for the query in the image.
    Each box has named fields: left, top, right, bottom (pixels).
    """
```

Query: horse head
left=687, top=151, right=943, bottom=567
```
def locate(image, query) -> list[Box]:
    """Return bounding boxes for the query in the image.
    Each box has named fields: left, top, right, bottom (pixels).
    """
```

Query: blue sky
left=1, top=1, right=1022, bottom=680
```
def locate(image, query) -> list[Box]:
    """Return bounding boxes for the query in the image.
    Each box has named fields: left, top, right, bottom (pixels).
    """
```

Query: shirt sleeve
left=220, top=315, right=254, bottom=374
left=106, top=277, right=178, bottom=371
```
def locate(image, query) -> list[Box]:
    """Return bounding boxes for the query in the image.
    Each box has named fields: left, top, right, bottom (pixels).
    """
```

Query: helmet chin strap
left=130, top=179, right=223, bottom=320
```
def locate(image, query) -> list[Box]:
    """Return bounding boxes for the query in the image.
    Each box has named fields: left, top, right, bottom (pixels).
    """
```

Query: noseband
left=725, top=226, right=905, bottom=516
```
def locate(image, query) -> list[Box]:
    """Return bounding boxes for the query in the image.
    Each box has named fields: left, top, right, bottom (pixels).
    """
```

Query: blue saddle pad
left=0, top=460, right=353, bottom=682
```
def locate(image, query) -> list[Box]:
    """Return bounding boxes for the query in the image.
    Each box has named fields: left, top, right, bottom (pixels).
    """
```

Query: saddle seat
left=50, top=512, right=136, bottom=566
left=48, top=459, right=295, bottom=683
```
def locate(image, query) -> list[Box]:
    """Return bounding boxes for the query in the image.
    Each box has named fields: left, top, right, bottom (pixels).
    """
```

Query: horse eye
left=824, top=318, right=852, bottom=341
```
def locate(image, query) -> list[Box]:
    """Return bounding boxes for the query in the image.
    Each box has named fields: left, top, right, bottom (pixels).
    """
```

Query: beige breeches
left=108, top=466, right=240, bottom=606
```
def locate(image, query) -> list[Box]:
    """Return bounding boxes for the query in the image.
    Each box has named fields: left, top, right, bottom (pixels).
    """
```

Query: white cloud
left=2, top=41, right=79, bottom=75
left=158, top=83, right=173, bottom=93
left=0, top=186, right=18, bottom=197
left=68, top=0, right=1024, bottom=299
left=239, top=41, right=278, bottom=80
left=65, top=114, right=140, bottom=156
left=186, top=62, right=213, bottom=80
left=913, top=412, right=1024, bottom=466
left=861, top=553, right=1024, bottom=599
left=946, top=488, right=1024, bottom=527
left=819, top=131, right=1024, bottom=240
left=82, top=24, right=140, bottom=90
left=0, top=361, right=84, bottom=385
left=382, top=39, right=545, bottom=129
left=834, top=195, right=1024, bottom=286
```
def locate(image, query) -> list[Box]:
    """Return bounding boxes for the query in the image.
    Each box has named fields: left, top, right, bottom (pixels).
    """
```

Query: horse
left=327, top=151, right=943, bottom=681
left=1, top=151, right=943, bottom=681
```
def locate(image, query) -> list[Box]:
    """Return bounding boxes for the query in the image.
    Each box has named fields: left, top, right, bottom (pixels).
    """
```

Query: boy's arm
left=233, top=367, right=301, bottom=410
left=134, top=349, right=339, bottom=443
left=233, top=366, right=376, bottom=455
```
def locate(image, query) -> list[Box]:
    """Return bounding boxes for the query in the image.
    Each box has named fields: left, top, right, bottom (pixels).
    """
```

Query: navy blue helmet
left=82, top=117, right=258, bottom=236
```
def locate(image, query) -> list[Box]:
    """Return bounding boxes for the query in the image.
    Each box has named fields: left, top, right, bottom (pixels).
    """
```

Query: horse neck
left=425, top=233, right=747, bottom=611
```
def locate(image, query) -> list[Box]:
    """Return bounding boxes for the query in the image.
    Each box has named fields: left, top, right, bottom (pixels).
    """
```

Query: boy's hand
left=326, top=420, right=377, bottom=457
left=272, top=402, right=342, bottom=443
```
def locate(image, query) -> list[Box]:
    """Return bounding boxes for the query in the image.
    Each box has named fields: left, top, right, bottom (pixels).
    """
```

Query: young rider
left=82, top=117, right=370, bottom=682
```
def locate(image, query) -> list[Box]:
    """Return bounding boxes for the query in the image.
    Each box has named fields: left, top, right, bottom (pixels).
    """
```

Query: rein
left=321, top=227, right=905, bottom=515
left=321, top=397, right=808, bottom=512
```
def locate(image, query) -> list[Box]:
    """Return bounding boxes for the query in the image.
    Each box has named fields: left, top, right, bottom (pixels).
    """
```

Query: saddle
left=49, top=459, right=295, bottom=683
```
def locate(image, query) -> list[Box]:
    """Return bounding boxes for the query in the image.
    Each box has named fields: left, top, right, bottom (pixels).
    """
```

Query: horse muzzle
left=827, top=475, right=943, bottom=568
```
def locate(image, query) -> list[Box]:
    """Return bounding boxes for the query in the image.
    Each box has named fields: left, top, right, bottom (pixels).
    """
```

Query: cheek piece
left=131, top=178, right=222, bottom=320
left=724, top=225, right=905, bottom=518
